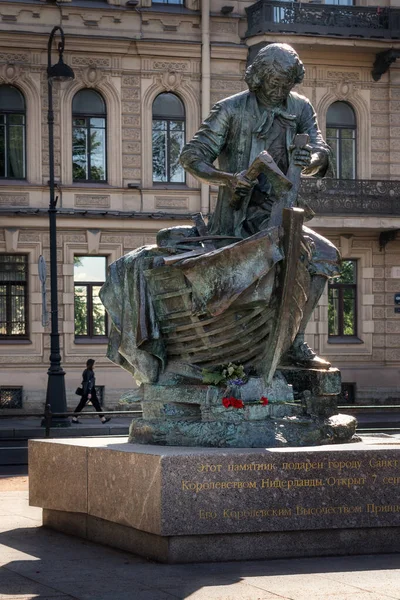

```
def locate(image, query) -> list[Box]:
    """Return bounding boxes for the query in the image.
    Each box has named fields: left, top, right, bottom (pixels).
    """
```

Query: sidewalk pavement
left=0, top=415, right=134, bottom=439
left=2, top=409, right=400, bottom=441
left=1, top=487, right=400, bottom=600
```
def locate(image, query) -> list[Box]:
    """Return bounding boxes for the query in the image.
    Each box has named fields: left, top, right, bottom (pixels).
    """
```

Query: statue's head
left=245, top=43, right=305, bottom=104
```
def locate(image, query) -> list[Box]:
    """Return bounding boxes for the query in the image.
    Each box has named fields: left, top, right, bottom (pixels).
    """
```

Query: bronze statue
left=100, top=43, right=356, bottom=447
left=180, top=43, right=340, bottom=371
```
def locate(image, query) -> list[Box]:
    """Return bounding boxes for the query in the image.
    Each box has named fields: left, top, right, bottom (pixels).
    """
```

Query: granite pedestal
left=29, top=436, right=400, bottom=563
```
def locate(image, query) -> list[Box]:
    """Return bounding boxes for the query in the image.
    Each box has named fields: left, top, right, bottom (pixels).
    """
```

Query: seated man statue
left=180, top=42, right=340, bottom=370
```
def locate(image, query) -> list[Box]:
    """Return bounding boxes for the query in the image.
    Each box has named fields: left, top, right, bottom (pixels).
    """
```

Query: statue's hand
left=290, top=144, right=312, bottom=168
left=226, top=171, right=256, bottom=209
left=302, top=150, right=329, bottom=175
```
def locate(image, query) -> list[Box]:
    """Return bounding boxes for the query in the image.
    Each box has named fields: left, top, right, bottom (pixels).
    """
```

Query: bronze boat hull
left=144, top=208, right=309, bottom=381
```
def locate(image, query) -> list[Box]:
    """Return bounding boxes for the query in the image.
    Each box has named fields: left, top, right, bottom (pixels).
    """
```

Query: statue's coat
left=180, top=90, right=330, bottom=239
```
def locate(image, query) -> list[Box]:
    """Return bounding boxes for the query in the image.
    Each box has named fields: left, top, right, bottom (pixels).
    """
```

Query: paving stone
left=2, top=486, right=400, bottom=600
left=0, top=568, right=66, bottom=597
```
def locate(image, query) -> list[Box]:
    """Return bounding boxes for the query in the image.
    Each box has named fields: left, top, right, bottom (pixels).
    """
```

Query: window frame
left=72, top=91, right=107, bottom=184
left=152, top=92, right=186, bottom=185
left=0, top=254, right=29, bottom=340
left=328, top=259, right=358, bottom=340
left=73, top=256, right=108, bottom=341
left=326, top=101, right=357, bottom=180
left=0, top=86, right=26, bottom=181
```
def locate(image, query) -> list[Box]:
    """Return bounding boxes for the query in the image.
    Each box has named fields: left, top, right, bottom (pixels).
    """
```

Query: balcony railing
left=246, top=1, right=400, bottom=40
left=299, top=179, right=400, bottom=216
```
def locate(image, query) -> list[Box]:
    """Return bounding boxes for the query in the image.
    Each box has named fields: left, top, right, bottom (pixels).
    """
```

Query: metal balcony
left=299, top=178, right=400, bottom=216
left=246, top=1, right=400, bottom=40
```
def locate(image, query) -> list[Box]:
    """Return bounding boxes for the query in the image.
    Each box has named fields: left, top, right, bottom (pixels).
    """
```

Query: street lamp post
left=44, top=27, right=75, bottom=426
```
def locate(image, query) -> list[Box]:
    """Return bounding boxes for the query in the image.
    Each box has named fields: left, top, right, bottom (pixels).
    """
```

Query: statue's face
left=260, top=70, right=295, bottom=106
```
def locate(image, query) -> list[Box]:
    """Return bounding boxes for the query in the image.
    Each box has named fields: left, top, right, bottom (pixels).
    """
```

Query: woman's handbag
left=75, top=386, right=83, bottom=396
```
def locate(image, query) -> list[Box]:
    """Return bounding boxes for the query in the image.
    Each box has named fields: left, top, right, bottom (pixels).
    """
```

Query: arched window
left=326, top=101, right=356, bottom=180
left=152, top=92, right=185, bottom=183
left=72, top=89, right=107, bottom=182
left=0, top=85, right=26, bottom=179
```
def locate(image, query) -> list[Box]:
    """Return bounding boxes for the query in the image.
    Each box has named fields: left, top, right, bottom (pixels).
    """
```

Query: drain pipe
left=200, top=0, right=211, bottom=217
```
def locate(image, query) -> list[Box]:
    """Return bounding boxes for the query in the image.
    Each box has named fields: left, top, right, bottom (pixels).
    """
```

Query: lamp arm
left=47, top=26, right=65, bottom=72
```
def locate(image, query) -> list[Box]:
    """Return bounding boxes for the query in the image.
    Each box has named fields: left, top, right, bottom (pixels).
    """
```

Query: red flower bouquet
left=222, top=397, right=244, bottom=409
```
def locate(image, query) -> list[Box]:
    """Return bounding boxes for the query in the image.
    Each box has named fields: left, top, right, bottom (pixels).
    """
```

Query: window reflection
left=74, top=256, right=107, bottom=339
left=0, top=86, right=26, bottom=179
left=326, top=101, right=356, bottom=180
left=72, top=90, right=107, bottom=182
left=328, top=260, right=357, bottom=337
left=0, top=255, right=28, bottom=338
left=152, top=93, right=185, bottom=183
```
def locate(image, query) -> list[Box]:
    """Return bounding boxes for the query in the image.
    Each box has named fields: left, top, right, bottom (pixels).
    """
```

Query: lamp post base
left=42, top=367, right=71, bottom=428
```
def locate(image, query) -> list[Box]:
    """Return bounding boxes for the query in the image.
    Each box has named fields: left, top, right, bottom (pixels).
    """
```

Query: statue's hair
left=245, top=43, right=305, bottom=92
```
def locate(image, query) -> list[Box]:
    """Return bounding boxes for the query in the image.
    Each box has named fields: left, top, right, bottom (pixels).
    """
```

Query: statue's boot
left=281, top=274, right=331, bottom=370
left=283, top=333, right=331, bottom=369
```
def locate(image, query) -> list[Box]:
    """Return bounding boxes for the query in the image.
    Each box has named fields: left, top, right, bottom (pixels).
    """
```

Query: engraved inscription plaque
left=160, top=447, right=400, bottom=536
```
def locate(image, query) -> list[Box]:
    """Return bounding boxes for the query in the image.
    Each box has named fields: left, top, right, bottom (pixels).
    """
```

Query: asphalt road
left=0, top=464, right=28, bottom=477
left=0, top=440, right=28, bottom=466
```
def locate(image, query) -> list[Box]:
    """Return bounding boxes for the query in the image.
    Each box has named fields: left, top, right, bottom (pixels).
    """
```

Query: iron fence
left=246, top=0, right=400, bottom=39
left=299, top=178, right=400, bottom=216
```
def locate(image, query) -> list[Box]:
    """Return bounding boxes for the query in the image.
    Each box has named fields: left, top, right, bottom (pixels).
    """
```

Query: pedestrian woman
left=72, top=358, right=110, bottom=424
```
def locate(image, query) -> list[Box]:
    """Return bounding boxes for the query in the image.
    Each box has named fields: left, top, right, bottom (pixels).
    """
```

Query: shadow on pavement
left=1, top=523, right=400, bottom=600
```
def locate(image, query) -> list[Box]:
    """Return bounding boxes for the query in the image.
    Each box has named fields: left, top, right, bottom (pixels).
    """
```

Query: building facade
left=1, top=0, right=400, bottom=413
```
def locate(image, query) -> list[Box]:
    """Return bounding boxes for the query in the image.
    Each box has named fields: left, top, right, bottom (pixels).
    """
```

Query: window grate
left=0, top=387, right=22, bottom=408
